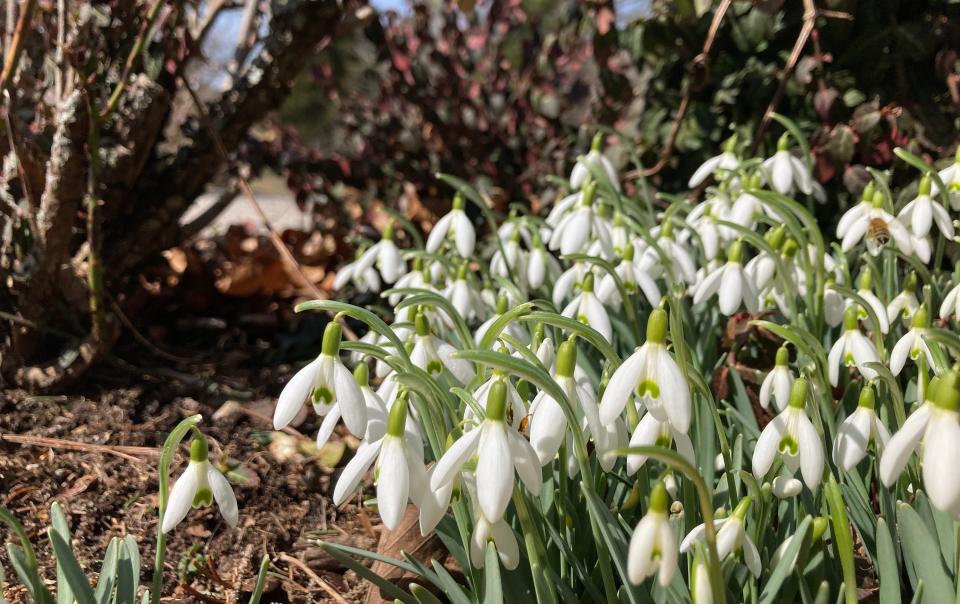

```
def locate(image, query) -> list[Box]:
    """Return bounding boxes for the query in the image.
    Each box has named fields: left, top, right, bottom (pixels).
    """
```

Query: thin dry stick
left=0, top=433, right=160, bottom=461
left=278, top=553, right=351, bottom=604
left=0, top=0, right=35, bottom=91
left=179, top=76, right=359, bottom=341
left=626, top=0, right=731, bottom=179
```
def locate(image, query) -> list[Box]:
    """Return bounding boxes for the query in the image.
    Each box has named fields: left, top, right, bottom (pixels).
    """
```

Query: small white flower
left=824, top=281, right=846, bottom=327
left=469, top=510, right=521, bottom=570
left=644, top=222, right=697, bottom=284
left=625, top=412, right=694, bottom=475
left=692, top=240, right=759, bottom=316
left=761, top=135, right=813, bottom=196
left=686, top=189, right=735, bottom=261
left=475, top=295, right=530, bottom=349
left=688, top=138, right=740, bottom=188
left=680, top=497, right=760, bottom=577
left=887, top=274, right=920, bottom=325
left=690, top=552, right=713, bottom=604
left=445, top=267, right=486, bottom=322
left=333, top=254, right=381, bottom=293
left=410, top=310, right=474, bottom=384
left=833, top=385, right=890, bottom=472
left=490, top=232, right=528, bottom=285
left=759, top=346, right=794, bottom=412
left=332, top=395, right=427, bottom=530
left=847, top=269, right=890, bottom=334
left=836, top=185, right=912, bottom=256
left=548, top=182, right=613, bottom=257
left=828, top=306, right=881, bottom=386
left=898, top=175, right=955, bottom=239
left=431, top=379, right=542, bottom=522
left=552, top=262, right=591, bottom=307
left=940, top=281, right=960, bottom=323
left=752, top=378, right=824, bottom=491
left=561, top=273, right=612, bottom=343
left=880, top=371, right=960, bottom=517
left=527, top=235, right=561, bottom=290
left=599, top=308, right=691, bottom=432
left=627, top=482, right=678, bottom=586
left=351, top=225, right=407, bottom=285
left=597, top=244, right=662, bottom=309
left=931, top=149, right=960, bottom=210
left=275, top=322, right=367, bottom=436
left=426, top=194, right=476, bottom=258
left=890, top=307, right=935, bottom=376
left=571, top=136, right=620, bottom=192
left=162, top=436, right=238, bottom=533
left=315, top=364, right=388, bottom=449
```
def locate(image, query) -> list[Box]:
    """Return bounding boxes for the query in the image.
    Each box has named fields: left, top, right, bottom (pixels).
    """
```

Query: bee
left=865, top=217, right=891, bottom=256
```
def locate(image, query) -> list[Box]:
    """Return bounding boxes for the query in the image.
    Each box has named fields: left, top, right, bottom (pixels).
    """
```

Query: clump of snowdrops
left=285, top=118, right=960, bottom=604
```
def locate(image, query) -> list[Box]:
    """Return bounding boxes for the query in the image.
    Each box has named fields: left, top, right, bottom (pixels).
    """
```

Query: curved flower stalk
left=627, top=481, right=678, bottom=586
left=431, top=379, right=542, bottom=522
left=898, top=175, right=955, bottom=240
left=599, top=308, right=691, bottom=433
left=688, top=136, right=740, bottom=189
left=349, top=224, right=407, bottom=286
left=886, top=272, right=920, bottom=325
left=410, top=309, right=474, bottom=384
left=761, top=134, right=813, bottom=196
left=426, top=193, right=476, bottom=258
left=836, top=184, right=912, bottom=256
left=315, top=363, right=388, bottom=448
left=162, top=434, right=239, bottom=533
left=680, top=496, right=760, bottom=578
left=597, top=244, right=663, bottom=309
left=332, top=394, right=427, bottom=530
left=561, top=273, right=612, bottom=343
left=833, top=384, right=890, bottom=472
left=890, top=306, right=935, bottom=376
left=880, top=370, right=960, bottom=516
left=759, top=346, right=794, bottom=412
left=692, top=240, right=759, bottom=315
left=752, top=378, right=824, bottom=492
left=275, top=322, right=367, bottom=436
left=828, top=306, right=881, bottom=386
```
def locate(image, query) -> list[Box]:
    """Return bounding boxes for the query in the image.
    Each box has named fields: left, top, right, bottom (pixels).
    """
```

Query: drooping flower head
left=627, top=481, right=678, bottom=586
left=759, top=345, right=794, bottom=412
left=833, top=383, right=890, bottom=472
left=681, top=496, right=760, bottom=578
left=426, top=193, right=476, bottom=258
left=752, top=377, right=824, bottom=492
left=162, top=434, right=239, bottom=534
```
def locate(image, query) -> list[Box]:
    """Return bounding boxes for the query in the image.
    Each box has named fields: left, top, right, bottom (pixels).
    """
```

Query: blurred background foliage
left=263, top=0, right=960, bottom=228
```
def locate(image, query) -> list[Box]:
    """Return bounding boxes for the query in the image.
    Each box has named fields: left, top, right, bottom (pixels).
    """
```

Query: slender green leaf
left=482, top=543, right=503, bottom=604
left=48, top=528, right=96, bottom=604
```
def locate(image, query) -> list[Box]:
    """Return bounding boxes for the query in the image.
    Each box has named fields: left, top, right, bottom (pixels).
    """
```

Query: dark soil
left=0, top=352, right=379, bottom=603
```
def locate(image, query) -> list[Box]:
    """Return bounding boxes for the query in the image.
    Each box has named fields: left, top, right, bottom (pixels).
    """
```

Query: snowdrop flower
left=686, top=188, right=734, bottom=261
left=350, top=224, right=407, bottom=285
left=333, top=250, right=382, bottom=293
left=760, top=346, right=794, bottom=412
left=828, top=306, right=881, bottom=386
left=824, top=279, right=846, bottom=327
left=315, top=364, right=388, bottom=449
left=940, top=280, right=960, bottom=322
left=332, top=394, right=427, bottom=530
left=899, top=175, right=955, bottom=240
left=553, top=262, right=590, bottom=306
left=475, top=295, right=530, bottom=348
left=600, top=308, right=691, bottom=432
left=693, top=240, right=759, bottom=316
left=848, top=268, right=890, bottom=334
left=890, top=306, right=935, bottom=376
left=410, top=310, right=474, bottom=384
left=688, top=136, right=740, bottom=188
left=752, top=378, right=824, bottom=491
left=627, top=481, right=678, bottom=586
left=490, top=229, right=528, bottom=284
left=431, top=379, right=542, bottom=522
left=761, top=134, right=813, bottom=196
left=645, top=221, right=697, bottom=284
left=527, top=232, right=561, bottom=290
left=680, top=497, right=760, bottom=578
left=597, top=244, right=662, bottom=309
left=887, top=272, right=920, bottom=325
left=880, top=371, right=960, bottom=516
left=549, top=182, right=613, bottom=257
left=690, top=551, right=712, bottom=604
left=388, top=259, right=431, bottom=305
left=571, top=134, right=620, bottom=192
left=625, top=412, right=694, bottom=475
left=465, top=371, right=528, bottom=430
left=833, top=384, right=890, bottom=472
left=836, top=184, right=912, bottom=256
left=445, top=264, right=486, bottom=322
left=162, top=435, right=239, bottom=533
left=745, top=227, right=786, bottom=292
left=419, top=464, right=456, bottom=535
left=275, top=322, right=367, bottom=436
left=932, top=147, right=960, bottom=210
left=470, top=510, right=520, bottom=570
left=561, top=273, right=612, bottom=343
left=426, top=193, right=476, bottom=258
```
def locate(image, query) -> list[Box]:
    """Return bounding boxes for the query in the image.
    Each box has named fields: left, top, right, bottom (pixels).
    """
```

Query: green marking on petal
left=312, top=386, right=333, bottom=405
left=193, top=487, right=213, bottom=508
left=637, top=380, right=660, bottom=399
left=778, top=435, right=799, bottom=456
left=427, top=359, right=443, bottom=375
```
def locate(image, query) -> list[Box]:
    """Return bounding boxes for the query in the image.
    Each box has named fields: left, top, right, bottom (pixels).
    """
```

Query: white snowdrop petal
left=376, top=438, right=410, bottom=531
left=752, top=412, right=788, bottom=478
left=333, top=439, right=383, bottom=506
left=508, top=431, right=543, bottom=495
left=207, top=466, right=239, bottom=528
left=599, top=348, right=646, bottom=425
left=430, top=429, right=483, bottom=490
left=275, top=359, right=320, bottom=429
left=922, top=414, right=960, bottom=515
left=476, top=423, right=514, bottom=522
left=333, top=361, right=367, bottom=437
left=162, top=464, right=201, bottom=533
left=879, top=404, right=932, bottom=486
left=797, top=414, right=824, bottom=489
left=627, top=516, right=658, bottom=584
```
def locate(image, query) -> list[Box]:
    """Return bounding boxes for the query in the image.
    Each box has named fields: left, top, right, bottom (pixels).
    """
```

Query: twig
left=0, top=0, right=35, bottom=92
left=178, top=76, right=359, bottom=340
left=100, top=0, right=167, bottom=120
left=277, top=553, right=350, bottom=604
left=0, top=433, right=160, bottom=462
left=627, top=0, right=731, bottom=179
left=83, top=93, right=108, bottom=340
